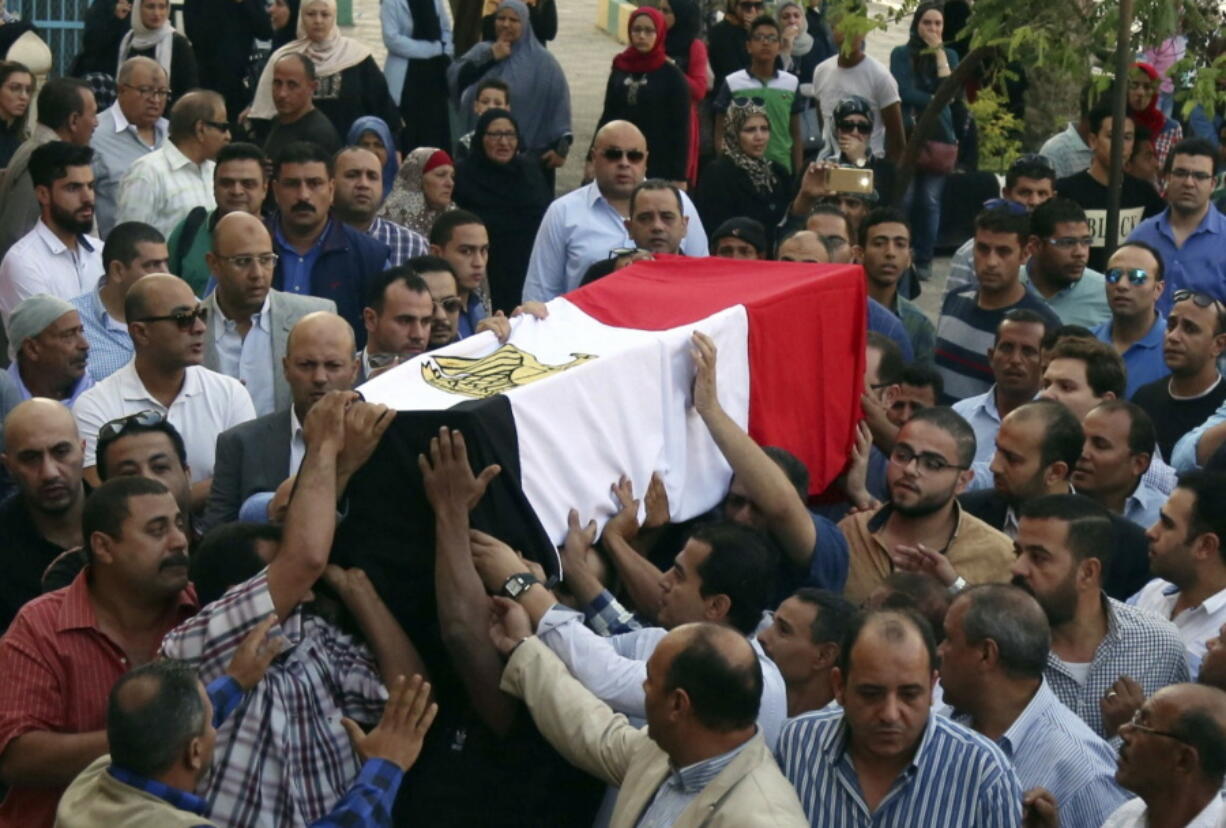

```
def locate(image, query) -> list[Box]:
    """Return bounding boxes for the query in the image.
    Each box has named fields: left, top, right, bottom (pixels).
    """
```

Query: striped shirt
left=368, top=217, right=428, bottom=267
left=159, top=569, right=387, bottom=828
left=1045, top=595, right=1190, bottom=739
left=70, top=277, right=134, bottom=381
left=116, top=140, right=216, bottom=238
left=637, top=741, right=748, bottom=828
left=776, top=708, right=1023, bottom=827
left=934, top=287, right=1060, bottom=405
left=952, top=680, right=1132, bottom=827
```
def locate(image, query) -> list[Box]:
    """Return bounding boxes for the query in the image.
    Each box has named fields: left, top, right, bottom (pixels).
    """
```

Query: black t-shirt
left=1055, top=171, right=1166, bottom=271
left=1132, top=375, right=1226, bottom=461
left=0, top=493, right=72, bottom=633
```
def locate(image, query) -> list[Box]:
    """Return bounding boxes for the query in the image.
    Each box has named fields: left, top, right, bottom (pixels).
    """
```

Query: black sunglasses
left=731, top=96, right=767, bottom=108
left=836, top=120, right=872, bottom=135
left=134, top=306, right=209, bottom=329
left=434, top=297, right=464, bottom=314
left=1172, top=289, right=1223, bottom=309
left=200, top=119, right=231, bottom=132
left=601, top=147, right=646, bottom=163
left=98, top=409, right=167, bottom=443
left=1009, top=152, right=1055, bottom=176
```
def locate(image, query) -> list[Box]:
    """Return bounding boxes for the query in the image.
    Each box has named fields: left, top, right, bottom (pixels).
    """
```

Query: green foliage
left=966, top=87, right=1023, bottom=173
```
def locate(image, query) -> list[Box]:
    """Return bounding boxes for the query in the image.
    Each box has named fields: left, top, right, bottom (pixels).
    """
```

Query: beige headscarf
left=117, top=0, right=176, bottom=81
left=248, top=0, right=372, bottom=120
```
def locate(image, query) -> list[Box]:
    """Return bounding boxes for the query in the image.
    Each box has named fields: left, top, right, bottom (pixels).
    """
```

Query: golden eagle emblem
left=421, top=345, right=597, bottom=398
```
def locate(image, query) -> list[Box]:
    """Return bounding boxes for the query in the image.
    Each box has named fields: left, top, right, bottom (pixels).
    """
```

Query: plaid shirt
left=368, top=217, right=428, bottom=267
left=583, top=589, right=645, bottom=636
left=1045, top=594, right=1189, bottom=739
left=160, top=570, right=387, bottom=828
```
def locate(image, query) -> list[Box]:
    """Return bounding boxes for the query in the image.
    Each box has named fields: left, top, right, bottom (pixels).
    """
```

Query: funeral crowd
left=0, top=0, right=1225, bottom=824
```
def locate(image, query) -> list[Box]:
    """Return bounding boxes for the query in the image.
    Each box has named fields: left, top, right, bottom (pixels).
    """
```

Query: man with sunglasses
left=202, top=212, right=335, bottom=417
left=73, top=274, right=256, bottom=513
left=523, top=120, right=707, bottom=303
left=1126, top=137, right=1226, bottom=317
left=1092, top=241, right=1169, bottom=399
left=413, top=254, right=464, bottom=347
left=116, top=90, right=230, bottom=238
left=837, top=406, right=1014, bottom=605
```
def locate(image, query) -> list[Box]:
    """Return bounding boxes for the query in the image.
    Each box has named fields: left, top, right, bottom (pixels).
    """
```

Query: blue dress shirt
left=273, top=221, right=327, bottom=296
left=70, top=277, right=134, bottom=382
left=636, top=741, right=748, bottom=828
left=1128, top=206, right=1226, bottom=316
left=1093, top=314, right=1170, bottom=399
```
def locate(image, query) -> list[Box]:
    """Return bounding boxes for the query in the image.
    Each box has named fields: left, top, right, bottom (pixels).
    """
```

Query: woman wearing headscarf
left=450, top=0, right=571, bottom=190
left=348, top=116, right=400, bottom=199
left=382, top=0, right=453, bottom=152
left=1128, top=61, right=1183, bottom=174
left=73, top=0, right=131, bottom=76
left=694, top=100, right=790, bottom=246
left=249, top=0, right=401, bottom=143
left=661, top=0, right=706, bottom=187
left=0, top=61, right=33, bottom=169
left=479, top=0, right=556, bottom=45
left=597, top=7, right=691, bottom=184
left=116, top=0, right=198, bottom=103
left=184, top=0, right=271, bottom=121
left=379, top=146, right=456, bottom=237
left=454, top=108, right=550, bottom=312
left=890, top=1, right=959, bottom=281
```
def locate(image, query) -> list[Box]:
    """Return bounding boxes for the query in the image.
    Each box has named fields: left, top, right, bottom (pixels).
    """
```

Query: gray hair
left=960, top=584, right=1050, bottom=679
left=117, top=56, right=166, bottom=86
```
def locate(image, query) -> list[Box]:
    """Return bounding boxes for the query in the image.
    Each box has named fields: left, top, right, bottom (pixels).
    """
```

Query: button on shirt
left=776, top=708, right=1022, bottom=827
left=116, top=139, right=216, bottom=237
left=1132, top=578, right=1226, bottom=675
left=522, top=181, right=709, bottom=302
left=72, top=361, right=256, bottom=481
left=637, top=741, right=748, bottom=828
left=70, top=277, right=134, bottom=381
left=1128, top=206, right=1226, bottom=316
left=90, top=102, right=167, bottom=236
left=212, top=294, right=275, bottom=416
left=273, top=221, right=326, bottom=296
left=0, top=220, right=103, bottom=322
left=1094, top=314, right=1170, bottom=399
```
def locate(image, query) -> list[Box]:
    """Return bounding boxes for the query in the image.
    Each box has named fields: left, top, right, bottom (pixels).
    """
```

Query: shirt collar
left=1157, top=204, right=1226, bottom=241
left=866, top=500, right=969, bottom=554
left=999, top=679, right=1057, bottom=758
left=1160, top=581, right=1226, bottom=614
left=273, top=217, right=333, bottom=257
left=163, top=139, right=195, bottom=171
left=665, top=740, right=749, bottom=794
left=107, top=765, right=209, bottom=816
left=218, top=292, right=272, bottom=332
left=119, top=360, right=202, bottom=404
left=108, top=103, right=168, bottom=139
left=34, top=219, right=95, bottom=255
left=290, top=405, right=304, bottom=441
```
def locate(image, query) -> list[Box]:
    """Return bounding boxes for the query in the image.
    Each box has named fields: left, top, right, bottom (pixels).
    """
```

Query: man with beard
left=959, top=400, right=1152, bottom=600
left=1010, top=493, right=1188, bottom=738
left=332, top=147, right=427, bottom=267
left=1023, top=198, right=1110, bottom=328
left=0, top=399, right=88, bottom=631
left=412, top=255, right=462, bottom=349
left=838, top=406, right=1015, bottom=605
left=6, top=296, right=93, bottom=407
left=0, top=142, right=103, bottom=323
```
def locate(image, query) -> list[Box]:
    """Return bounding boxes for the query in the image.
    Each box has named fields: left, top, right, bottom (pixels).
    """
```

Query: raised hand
left=1101, top=675, right=1144, bottom=737
left=341, top=675, right=437, bottom=771
left=336, top=401, right=394, bottom=483
left=604, top=475, right=642, bottom=542
left=302, top=390, right=357, bottom=455
left=469, top=528, right=526, bottom=594
left=888, top=543, right=959, bottom=587
left=690, top=330, right=720, bottom=418
left=642, top=472, right=670, bottom=529
left=418, top=426, right=501, bottom=515
left=225, top=615, right=287, bottom=691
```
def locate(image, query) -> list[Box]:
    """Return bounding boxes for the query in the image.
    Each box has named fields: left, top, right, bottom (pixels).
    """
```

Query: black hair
left=749, top=13, right=780, bottom=34
left=906, top=405, right=977, bottom=467
left=1030, top=197, right=1089, bottom=240
left=1088, top=98, right=1131, bottom=136
left=1172, top=706, right=1226, bottom=782
left=866, top=331, right=905, bottom=385
left=36, top=77, right=90, bottom=130
left=190, top=522, right=284, bottom=606
left=28, top=141, right=93, bottom=189
left=805, top=203, right=852, bottom=241
left=974, top=205, right=1030, bottom=245
left=1005, top=158, right=1057, bottom=190
left=82, top=477, right=172, bottom=562
left=1164, top=136, right=1219, bottom=175
left=107, top=659, right=205, bottom=778
left=857, top=206, right=910, bottom=249
left=897, top=361, right=943, bottom=399
left=1091, top=399, right=1156, bottom=459
left=688, top=522, right=777, bottom=635
left=96, top=417, right=189, bottom=482
left=791, top=587, right=856, bottom=647
left=838, top=607, right=938, bottom=674
left=1011, top=399, right=1085, bottom=473
left=366, top=266, right=431, bottom=311
left=1040, top=323, right=1095, bottom=352
left=428, top=208, right=484, bottom=248
left=1110, top=239, right=1165, bottom=283
left=407, top=254, right=456, bottom=277
left=1047, top=338, right=1127, bottom=399
left=629, top=178, right=683, bottom=216
left=994, top=308, right=1049, bottom=345
left=274, top=140, right=335, bottom=178
left=663, top=624, right=763, bottom=731
left=1017, top=493, right=1113, bottom=565
left=102, top=222, right=166, bottom=272
left=1177, top=471, right=1226, bottom=563
left=216, top=141, right=268, bottom=170
left=475, top=77, right=511, bottom=105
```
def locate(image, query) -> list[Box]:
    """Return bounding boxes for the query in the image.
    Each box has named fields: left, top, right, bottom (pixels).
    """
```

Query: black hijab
left=907, top=1, right=945, bottom=81
left=454, top=108, right=550, bottom=209
left=663, top=0, right=700, bottom=67
left=272, top=0, right=301, bottom=47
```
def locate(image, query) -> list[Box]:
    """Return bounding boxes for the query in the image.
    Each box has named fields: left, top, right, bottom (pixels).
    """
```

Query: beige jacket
left=500, top=637, right=808, bottom=828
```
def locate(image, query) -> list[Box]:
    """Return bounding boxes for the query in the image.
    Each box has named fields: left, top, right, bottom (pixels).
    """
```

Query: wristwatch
left=948, top=575, right=968, bottom=595
left=502, top=572, right=540, bottom=600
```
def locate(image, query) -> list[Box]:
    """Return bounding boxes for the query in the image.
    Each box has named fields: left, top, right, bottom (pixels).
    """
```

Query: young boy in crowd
left=456, top=78, right=511, bottom=160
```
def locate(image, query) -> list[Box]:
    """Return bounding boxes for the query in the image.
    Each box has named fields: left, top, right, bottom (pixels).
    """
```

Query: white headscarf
left=117, top=0, right=175, bottom=81
left=248, top=0, right=373, bottom=120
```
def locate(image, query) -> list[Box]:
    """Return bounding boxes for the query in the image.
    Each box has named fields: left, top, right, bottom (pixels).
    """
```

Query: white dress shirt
left=90, top=103, right=167, bottom=236
left=521, top=181, right=708, bottom=303
left=73, top=360, right=256, bottom=481
left=212, top=294, right=275, bottom=416
left=1132, top=578, right=1226, bottom=675
left=1102, top=793, right=1224, bottom=827
left=115, top=139, right=216, bottom=237
left=0, top=220, right=103, bottom=323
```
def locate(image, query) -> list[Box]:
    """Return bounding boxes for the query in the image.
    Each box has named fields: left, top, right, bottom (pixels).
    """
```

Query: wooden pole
left=1106, top=0, right=1136, bottom=254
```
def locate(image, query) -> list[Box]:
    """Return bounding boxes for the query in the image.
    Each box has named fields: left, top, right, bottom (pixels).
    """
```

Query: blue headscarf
left=347, top=116, right=399, bottom=198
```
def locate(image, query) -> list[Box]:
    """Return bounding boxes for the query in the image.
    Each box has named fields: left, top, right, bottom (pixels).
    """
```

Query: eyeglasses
left=98, top=409, right=167, bottom=443
left=889, top=444, right=967, bottom=474
left=1123, top=709, right=1193, bottom=745
left=820, top=235, right=849, bottom=251
left=1169, top=168, right=1214, bottom=182
left=134, top=306, right=209, bottom=329
left=485, top=130, right=517, bottom=142
left=122, top=84, right=171, bottom=100
left=750, top=33, right=780, bottom=43
left=367, top=353, right=406, bottom=370
left=218, top=253, right=278, bottom=269
left=1009, top=152, right=1055, bottom=177
left=434, top=297, right=464, bottom=314
left=200, top=120, right=231, bottom=133
left=1105, top=268, right=1150, bottom=285
left=836, top=120, right=872, bottom=135
left=1046, top=236, right=1093, bottom=250
left=600, top=147, right=646, bottom=163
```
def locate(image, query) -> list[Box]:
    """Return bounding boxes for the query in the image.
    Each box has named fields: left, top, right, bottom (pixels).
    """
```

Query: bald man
left=522, top=120, right=708, bottom=302
left=490, top=612, right=809, bottom=825
left=202, top=311, right=357, bottom=528
left=776, top=229, right=830, bottom=264
left=73, top=274, right=256, bottom=513
left=202, top=212, right=335, bottom=416
left=332, top=147, right=428, bottom=267
left=0, top=399, right=86, bottom=631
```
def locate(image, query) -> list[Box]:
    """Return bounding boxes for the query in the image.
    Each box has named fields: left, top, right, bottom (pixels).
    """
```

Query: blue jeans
left=900, top=172, right=947, bottom=268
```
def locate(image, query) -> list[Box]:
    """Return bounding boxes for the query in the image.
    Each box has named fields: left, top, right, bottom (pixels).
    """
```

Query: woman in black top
left=116, top=0, right=199, bottom=104
left=598, top=7, right=691, bottom=184
left=695, top=99, right=791, bottom=246
left=453, top=108, right=551, bottom=312
left=0, top=62, right=33, bottom=169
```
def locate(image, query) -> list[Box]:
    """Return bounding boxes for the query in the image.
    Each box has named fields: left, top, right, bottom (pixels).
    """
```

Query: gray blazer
left=201, top=408, right=293, bottom=531
left=203, top=288, right=335, bottom=414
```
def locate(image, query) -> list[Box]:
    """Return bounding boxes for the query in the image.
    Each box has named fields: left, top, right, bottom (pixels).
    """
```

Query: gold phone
left=827, top=166, right=875, bottom=194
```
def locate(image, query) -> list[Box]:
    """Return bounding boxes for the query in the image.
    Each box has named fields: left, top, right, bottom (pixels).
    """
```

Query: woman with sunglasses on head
left=598, top=7, right=691, bottom=186
left=453, top=109, right=550, bottom=312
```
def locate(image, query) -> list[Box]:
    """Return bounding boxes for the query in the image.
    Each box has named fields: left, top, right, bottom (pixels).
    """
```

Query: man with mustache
left=1010, top=493, right=1188, bottom=739
left=267, top=141, right=390, bottom=348
left=5, top=296, right=93, bottom=407
left=0, top=142, right=103, bottom=324
left=0, top=399, right=88, bottom=632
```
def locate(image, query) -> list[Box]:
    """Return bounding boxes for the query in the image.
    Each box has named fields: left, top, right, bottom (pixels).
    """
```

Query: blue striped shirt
left=776, top=709, right=1022, bottom=827
left=636, top=741, right=748, bottom=828
left=953, top=680, right=1132, bottom=827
